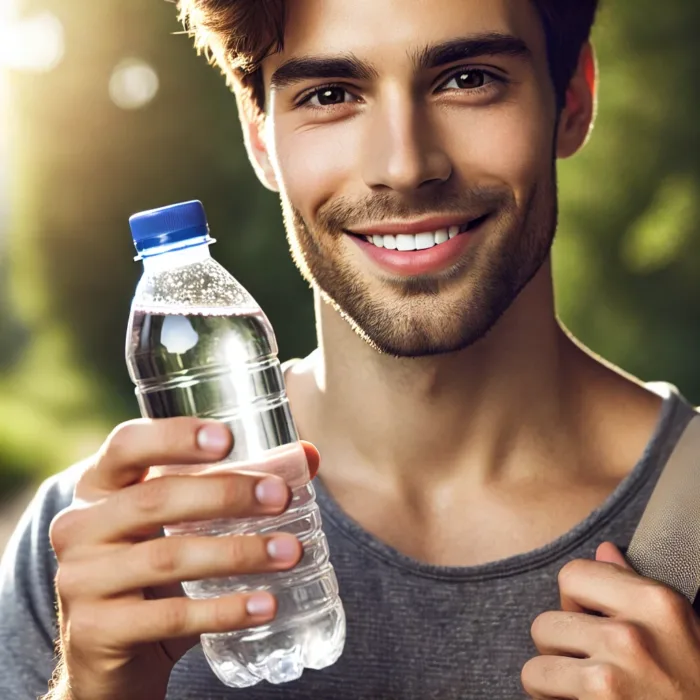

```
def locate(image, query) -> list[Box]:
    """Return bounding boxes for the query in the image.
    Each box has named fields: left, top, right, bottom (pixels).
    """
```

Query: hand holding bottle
left=48, top=418, right=320, bottom=700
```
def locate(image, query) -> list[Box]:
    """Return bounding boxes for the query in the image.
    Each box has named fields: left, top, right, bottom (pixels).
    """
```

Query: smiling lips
left=347, top=214, right=489, bottom=275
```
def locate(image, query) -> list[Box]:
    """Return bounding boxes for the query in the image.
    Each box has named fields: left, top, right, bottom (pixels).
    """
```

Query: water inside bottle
left=128, top=306, right=275, bottom=395
left=128, top=306, right=299, bottom=461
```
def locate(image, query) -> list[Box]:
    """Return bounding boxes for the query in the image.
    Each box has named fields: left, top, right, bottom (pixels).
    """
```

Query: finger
left=75, top=534, right=302, bottom=597
left=301, top=441, right=321, bottom=480
left=78, top=472, right=291, bottom=544
left=557, top=558, right=647, bottom=616
left=521, top=654, right=582, bottom=699
left=77, top=419, right=233, bottom=495
left=531, top=610, right=606, bottom=658
left=99, top=592, right=278, bottom=646
left=595, top=541, right=633, bottom=570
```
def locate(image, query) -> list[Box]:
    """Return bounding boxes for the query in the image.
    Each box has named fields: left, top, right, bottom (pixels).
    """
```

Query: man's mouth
left=347, top=215, right=490, bottom=252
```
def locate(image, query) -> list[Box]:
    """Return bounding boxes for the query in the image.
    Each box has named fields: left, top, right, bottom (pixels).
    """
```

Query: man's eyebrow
left=412, top=33, right=532, bottom=70
left=270, top=54, right=379, bottom=90
left=269, top=33, right=531, bottom=90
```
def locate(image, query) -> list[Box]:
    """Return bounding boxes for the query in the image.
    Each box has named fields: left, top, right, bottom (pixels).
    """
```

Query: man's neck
left=285, top=263, right=662, bottom=534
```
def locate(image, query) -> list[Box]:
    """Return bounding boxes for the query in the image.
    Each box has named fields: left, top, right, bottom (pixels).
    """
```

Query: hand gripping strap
left=627, top=414, right=700, bottom=603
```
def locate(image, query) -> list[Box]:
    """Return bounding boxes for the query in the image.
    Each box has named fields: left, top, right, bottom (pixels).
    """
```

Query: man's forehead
left=263, top=0, right=544, bottom=73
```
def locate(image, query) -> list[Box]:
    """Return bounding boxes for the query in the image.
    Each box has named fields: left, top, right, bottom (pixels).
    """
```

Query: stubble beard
left=280, top=172, right=558, bottom=358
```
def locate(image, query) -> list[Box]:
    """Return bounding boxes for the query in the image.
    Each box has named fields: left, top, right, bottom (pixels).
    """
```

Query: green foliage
left=2, top=0, right=700, bottom=494
left=555, top=0, right=700, bottom=398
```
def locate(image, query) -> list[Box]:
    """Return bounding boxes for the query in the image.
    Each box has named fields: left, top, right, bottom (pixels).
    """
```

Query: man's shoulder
left=34, top=460, right=86, bottom=518
left=0, top=461, right=84, bottom=610
left=6, top=461, right=86, bottom=551
left=0, top=464, right=86, bottom=697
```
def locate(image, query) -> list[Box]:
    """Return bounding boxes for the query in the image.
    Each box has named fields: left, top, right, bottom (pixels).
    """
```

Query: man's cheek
left=460, top=117, right=548, bottom=183
left=275, top=127, right=362, bottom=207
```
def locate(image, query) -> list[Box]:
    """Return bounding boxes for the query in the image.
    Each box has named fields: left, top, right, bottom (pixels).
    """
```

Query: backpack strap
left=627, top=413, right=700, bottom=602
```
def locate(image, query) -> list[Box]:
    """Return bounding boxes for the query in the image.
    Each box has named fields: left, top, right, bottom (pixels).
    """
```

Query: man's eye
left=305, top=86, right=354, bottom=107
left=440, top=69, right=495, bottom=91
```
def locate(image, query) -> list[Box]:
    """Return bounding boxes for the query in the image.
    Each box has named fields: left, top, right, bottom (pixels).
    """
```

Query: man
left=2, top=0, right=700, bottom=698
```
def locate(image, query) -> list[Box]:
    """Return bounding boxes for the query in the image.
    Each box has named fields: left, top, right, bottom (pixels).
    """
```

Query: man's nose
left=361, top=95, right=452, bottom=194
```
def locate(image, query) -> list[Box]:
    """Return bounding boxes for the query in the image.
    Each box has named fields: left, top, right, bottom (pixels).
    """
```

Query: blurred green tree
left=555, top=0, right=700, bottom=397
left=2, top=0, right=700, bottom=491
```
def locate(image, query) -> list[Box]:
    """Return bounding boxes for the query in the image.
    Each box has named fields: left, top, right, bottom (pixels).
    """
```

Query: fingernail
left=267, top=536, right=299, bottom=562
left=196, top=424, right=231, bottom=452
left=255, top=478, right=289, bottom=507
left=246, top=593, right=275, bottom=617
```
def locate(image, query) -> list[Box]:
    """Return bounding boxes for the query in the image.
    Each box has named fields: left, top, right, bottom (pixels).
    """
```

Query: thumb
left=596, top=541, right=633, bottom=570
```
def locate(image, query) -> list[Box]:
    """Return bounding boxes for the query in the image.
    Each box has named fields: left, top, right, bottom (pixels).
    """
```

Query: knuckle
left=645, top=584, right=688, bottom=619
left=226, top=535, right=249, bottom=564
left=219, top=475, right=251, bottom=513
left=519, top=657, right=541, bottom=692
left=68, top=605, right=103, bottom=645
left=49, top=508, right=83, bottom=557
left=147, top=539, right=180, bottom=575
left=162, top=597, right=190, bottom=637
left=211, top=596, right=245, bottom=630
left=131, top=479, right=169, bottom=516
left=529, top=611, right=552, bottom=639
left=227, top=535, right=262, bottom=566
left=583, top=662, right=623, bottom=696
left=54, top=565, right=81, bottom=601
left=73, top=456, right=100, bottom=496
left=530, top=611, right=572, bottom=641
left=557, top=558, right=585, bottom=589
left=606, top=621, right=647, bottom=654
left=102, top=420, right=143, bottom=462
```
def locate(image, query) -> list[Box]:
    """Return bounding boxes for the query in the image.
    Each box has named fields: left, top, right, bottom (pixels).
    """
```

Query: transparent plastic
left=125, top=242, right=345, bottom=687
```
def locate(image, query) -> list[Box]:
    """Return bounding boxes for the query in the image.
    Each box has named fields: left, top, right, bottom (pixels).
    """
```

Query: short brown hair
left=178, top=0, right=599, bottom=117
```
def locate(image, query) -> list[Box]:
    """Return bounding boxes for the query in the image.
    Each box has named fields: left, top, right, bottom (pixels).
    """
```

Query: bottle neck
left=141, top=241, right=212, bottom=273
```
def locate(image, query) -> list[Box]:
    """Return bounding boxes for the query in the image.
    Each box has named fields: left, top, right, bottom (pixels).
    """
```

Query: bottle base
left=202, top=600, right=346, bottom=688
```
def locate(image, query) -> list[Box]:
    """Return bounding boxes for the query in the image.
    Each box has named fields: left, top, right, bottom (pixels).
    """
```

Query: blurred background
left=1, top=0, right=699, bottom=549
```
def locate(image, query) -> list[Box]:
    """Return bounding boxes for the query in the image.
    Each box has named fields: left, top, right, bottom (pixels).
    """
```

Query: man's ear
left=235, top=92, right=280, bottom=192
left=556, top=42, right=597, bottom=159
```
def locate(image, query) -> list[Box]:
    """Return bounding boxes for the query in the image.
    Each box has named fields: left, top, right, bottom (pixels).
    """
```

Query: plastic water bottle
left=124, top=200, right=346, bottom=688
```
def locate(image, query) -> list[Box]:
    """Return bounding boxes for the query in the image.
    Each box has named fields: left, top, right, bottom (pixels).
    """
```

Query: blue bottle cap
left=129, top=200, right=213, bottom=257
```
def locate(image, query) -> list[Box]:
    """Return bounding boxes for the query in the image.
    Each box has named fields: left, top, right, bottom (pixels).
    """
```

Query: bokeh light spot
left=0, top=12, right=64, bottom=73
left=109, top=59, right=160, bottom=110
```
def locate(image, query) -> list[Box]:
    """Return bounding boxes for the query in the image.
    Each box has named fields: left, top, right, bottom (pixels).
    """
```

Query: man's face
left=261, top=0, right=559, bottom=357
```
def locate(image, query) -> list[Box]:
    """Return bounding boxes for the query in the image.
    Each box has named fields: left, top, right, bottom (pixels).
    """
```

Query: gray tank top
left=0, top=383, right=694, bottom=699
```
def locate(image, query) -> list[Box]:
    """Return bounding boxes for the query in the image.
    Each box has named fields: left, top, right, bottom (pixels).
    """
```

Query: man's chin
left=323, top=291, right=490, bottom=358
left=362, top=327, right=487, bottom=359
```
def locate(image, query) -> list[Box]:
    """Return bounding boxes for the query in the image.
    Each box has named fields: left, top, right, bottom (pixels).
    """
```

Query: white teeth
left=362, top=225, right=466, bottom=250
left=415, top=232, right=435, bottom=250
left=396, top=234, right=416, bottom=251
